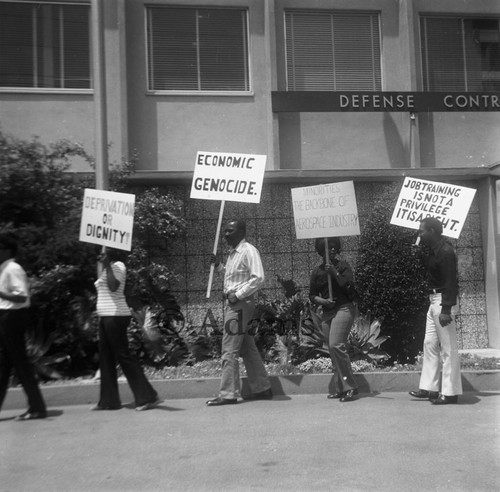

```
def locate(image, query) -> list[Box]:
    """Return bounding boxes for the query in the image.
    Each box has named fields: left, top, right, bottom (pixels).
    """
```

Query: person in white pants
left=409, top=217, right=462, bottom=405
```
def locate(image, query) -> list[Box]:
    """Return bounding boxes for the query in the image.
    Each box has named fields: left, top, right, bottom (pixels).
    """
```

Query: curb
left=2, top=371, right=499, bottom=410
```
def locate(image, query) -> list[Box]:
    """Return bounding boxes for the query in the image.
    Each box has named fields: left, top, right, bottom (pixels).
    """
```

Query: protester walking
left=309, top=237, right=358, bottom=402
left=0, top=231, right=47, bottom=421
left=207, top=219, right=272, bottom=406
left=409, top=217, right=462, bottom=405
left=91, top=248, right=161, bottom=412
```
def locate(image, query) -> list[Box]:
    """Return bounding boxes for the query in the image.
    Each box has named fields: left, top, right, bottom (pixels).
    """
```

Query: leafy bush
left=251, top=276, right=389, bottom=367
left=0, top=130, right=185, bottom=376
left=126, top=188, right=186, bottom=308
left=292, top=303, right=329, bottom=363
left=348, top=311, right=389, bottom=365
left=253, top=278, right=306, bottom=363
left=356, top=200, right=429, bottom=363
left=295, top=357, right=377, bottom=374
left=128, top=309, right=188, bottom=368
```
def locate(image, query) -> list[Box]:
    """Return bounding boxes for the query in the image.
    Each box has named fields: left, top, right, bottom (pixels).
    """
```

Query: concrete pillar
left=479, top=177, right=500, bottom=348
left=103, top=0, right=129, bottom=166
left=264, top=0, right=280, bottom=170
left=398, top=0, right=421, bottom=168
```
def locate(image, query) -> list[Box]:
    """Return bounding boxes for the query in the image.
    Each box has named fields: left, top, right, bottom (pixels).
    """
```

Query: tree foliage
left=0, top=130, right=185, bottom=376
left=355, top=200, right=429, bottom=363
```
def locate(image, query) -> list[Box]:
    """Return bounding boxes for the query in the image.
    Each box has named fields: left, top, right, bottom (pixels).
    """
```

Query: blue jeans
left=219, top=298, right=270, bottom=399
left=321, top=303, right=357, bottom=393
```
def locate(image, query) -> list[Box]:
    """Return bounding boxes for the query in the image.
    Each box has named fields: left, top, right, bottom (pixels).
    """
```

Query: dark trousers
left=0, top=309, right=46, bottom=414
left=98, top=316, right=157, bottom=408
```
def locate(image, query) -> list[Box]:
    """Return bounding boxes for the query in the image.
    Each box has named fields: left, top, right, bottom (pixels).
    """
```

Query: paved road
left=1, top=392, right=499, bottom=492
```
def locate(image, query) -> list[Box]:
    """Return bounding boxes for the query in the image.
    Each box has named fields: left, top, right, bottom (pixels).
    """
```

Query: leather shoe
left=327, top=392, right=345, bottom=399
left=242, top=388, right=273, bottom=401
left=430, top=395, right=458, bottom=405
left=206, top=397, right=238, bottom=407
left=339, top=389, right=358, bottom=402
left=409, top=389, right=439, bottom=399
left=15, top=411, right=47, bottom=421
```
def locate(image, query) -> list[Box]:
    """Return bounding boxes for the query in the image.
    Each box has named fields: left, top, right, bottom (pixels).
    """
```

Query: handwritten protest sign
left=190, top=151, right=266, bottom=203
left=291, top=181, right=360, bottom=239
left=79, top=188, right=135, bottom=251
left=191, top=151, right=267, bottom=297
left=390, top=177, right=476, bottom=238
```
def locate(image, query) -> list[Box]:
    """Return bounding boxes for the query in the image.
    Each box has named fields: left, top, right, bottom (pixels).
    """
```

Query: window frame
left=0, top=0, right=92, bottom=94
left=145, top=5, right=253, bottom=96
left=420, top=14, right=500, bottom=92
left=284, top=9, right=383, bottom=92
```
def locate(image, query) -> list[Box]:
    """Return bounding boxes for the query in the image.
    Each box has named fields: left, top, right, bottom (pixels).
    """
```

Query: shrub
left=356, top=199, right=428, bottom=363
left=0, top=130, right=186, bottom=376
left=0, top=132, right=100, bottom=375
left=347, top=311, right=389, bottom=365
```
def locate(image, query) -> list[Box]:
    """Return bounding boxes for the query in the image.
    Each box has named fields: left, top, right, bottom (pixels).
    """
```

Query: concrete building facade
left=0, top=0, right=499, bottom=350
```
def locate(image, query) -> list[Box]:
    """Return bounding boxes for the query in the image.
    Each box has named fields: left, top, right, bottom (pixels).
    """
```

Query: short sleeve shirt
left=0, top=258, right=30, bottom=310
left=94, top=261, right=131, bottom=316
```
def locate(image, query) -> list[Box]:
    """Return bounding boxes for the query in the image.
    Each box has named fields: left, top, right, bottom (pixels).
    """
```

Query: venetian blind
left=421, top=16, right=500, bottom=91
left=0, top=3, right=34, bottom=87
left=285, top=11, right=382, bottom=91
left=420, top=17, right=465, bottom=91
left=147, top=7, right=249, bottom=91
left=0, top=2, right=90, bottom=89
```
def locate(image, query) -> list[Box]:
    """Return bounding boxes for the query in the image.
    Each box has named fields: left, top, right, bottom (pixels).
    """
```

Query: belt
left=429, top=288, right=444, bottom=294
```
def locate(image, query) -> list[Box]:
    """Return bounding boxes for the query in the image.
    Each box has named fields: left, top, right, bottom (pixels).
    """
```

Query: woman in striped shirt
left=91, top=248, right=160, bottom=412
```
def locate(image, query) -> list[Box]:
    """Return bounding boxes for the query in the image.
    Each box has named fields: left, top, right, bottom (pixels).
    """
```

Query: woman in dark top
left=309, top=237, right=358, bottom=402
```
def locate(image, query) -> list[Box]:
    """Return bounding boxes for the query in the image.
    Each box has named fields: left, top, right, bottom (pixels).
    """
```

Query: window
left=285, top=10, right=382, bottom=91
left=0, top=1, right=91, bottom=89
left=421, top=16, right=500, bottom=91
left=147, top=7, right=250, bottom=92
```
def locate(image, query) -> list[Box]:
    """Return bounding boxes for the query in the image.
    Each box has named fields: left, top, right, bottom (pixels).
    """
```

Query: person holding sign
left=309, top=237, right=358, bottom=402
left=409, top=218, right=462, bottom=405
left=206, top=220, right=272, bottom=406
left=91, top=248, right=161, bottom=412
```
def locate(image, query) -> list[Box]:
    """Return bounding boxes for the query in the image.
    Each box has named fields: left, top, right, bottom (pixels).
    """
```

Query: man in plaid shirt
left=207, top=220, right=272, bottom=406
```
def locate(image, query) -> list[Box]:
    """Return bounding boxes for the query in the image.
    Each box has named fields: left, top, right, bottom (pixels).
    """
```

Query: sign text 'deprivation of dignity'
left=79, top=188, right=135, bottom=251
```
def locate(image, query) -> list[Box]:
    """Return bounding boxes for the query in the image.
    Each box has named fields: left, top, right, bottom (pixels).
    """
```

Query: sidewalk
left=2, top=368, right=500, bottom=410
left=1, top=392, right=499, bottom=491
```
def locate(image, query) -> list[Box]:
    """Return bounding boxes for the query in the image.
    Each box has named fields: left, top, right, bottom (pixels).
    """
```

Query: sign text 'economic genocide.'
left=79, top=188, right=135, bottom=251
left=292, top=181, right=360, bottom=240
left=190, top=151, right=267, bottom=203
left=390, top=177, right=476, bottom=238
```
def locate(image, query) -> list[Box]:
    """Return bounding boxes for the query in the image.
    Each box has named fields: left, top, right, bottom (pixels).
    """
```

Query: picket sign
left=79, top=188, right=135, bottom=251
left=390, top=177, right=476, bottom=239
left=190, top=151, right=267, bottom=298
left=291, top=181, right=360, bottom=300
left=206, top=200, right=226, bottom=299
left=323, top=238, right=334, bottom=300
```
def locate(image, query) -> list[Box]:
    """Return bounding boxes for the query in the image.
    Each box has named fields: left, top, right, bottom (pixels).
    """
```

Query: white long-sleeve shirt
left=220, top=239, right=264, bottom=300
